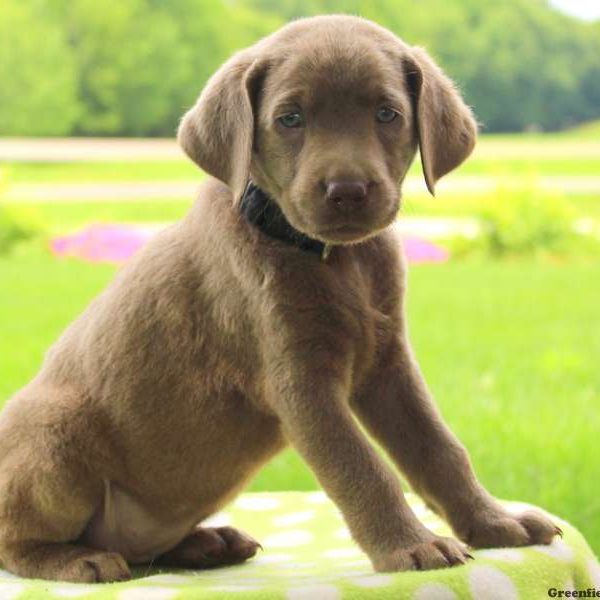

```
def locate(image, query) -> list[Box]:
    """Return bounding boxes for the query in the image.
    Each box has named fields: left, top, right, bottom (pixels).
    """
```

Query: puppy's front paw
left=371, top=536, right=472, bottom=572
left=463, top=507, right=561, bottom=548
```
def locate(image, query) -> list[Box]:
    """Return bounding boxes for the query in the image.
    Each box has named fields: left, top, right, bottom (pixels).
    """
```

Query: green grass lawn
left=0, top=246, right=598, bottom=554
left=11, top=200, right=193, bottom=232
left=3, top=160, right=200, bottom=183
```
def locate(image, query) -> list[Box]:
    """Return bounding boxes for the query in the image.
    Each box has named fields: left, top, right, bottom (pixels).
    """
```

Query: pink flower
left=50, top=224, right=449, bottom=265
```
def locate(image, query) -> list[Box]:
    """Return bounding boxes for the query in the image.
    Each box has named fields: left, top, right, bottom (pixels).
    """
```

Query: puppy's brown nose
left=326, top=180, right=368, bottom=212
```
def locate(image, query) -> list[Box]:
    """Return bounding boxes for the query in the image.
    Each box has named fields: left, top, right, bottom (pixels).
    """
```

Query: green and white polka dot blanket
left=1, top=492, right=598, bottom=599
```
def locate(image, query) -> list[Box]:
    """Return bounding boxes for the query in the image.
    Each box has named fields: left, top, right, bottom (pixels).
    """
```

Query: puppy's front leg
left=264, top=350, right=469, bottom=572
left=352, top=335, right=561, bottom=549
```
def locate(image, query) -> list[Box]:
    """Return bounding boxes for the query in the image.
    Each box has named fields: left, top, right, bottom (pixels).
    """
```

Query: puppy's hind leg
left=156, top=526, right=261, bottom=569
left=0, top=464, right=132, bottom=582
left=2, top=543, right=131, bottom=584
left=0, top=390, right=131, bottom=582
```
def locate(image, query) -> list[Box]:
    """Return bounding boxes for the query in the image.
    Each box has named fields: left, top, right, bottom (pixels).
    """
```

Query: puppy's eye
left=278, top=112, right=304, bottom=128
left=376, top=107, right=398, bottom=123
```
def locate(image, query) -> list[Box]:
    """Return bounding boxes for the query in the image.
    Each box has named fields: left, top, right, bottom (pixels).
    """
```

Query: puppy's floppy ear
left=404, top=47, right=477, bottom=196
left=178, top=52, right=267, bottom=202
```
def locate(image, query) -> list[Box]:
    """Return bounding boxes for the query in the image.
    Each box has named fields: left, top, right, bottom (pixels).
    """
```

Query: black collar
left=239, top=182, right=330, bottom=259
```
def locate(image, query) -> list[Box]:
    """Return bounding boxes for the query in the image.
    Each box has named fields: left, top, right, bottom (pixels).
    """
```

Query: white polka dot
left=205, top=568, right=268, bottom=587
left=284, top=572, right=328, bottom=580
left=253, top=553, right=294, bottom=564
left=209, top=584, right=262, bottom=592
left=340, top=559, right=370, bottom=567
left=201, top=572, right=264, bottom=583
left=305, top=492, right=328, bottom=504
left=337, top=568, right=372, bottom=578
left=286, top=562, right=317, bottom=569
left=0, top=583, right=26, bottom=600
left=276, top=570, right=323, bottom=580
left=51, top=585, right=97, bottom=597
left=411, top=503, right=433, bottom=518
left=145, top=574, right=191, bottom=584
left=244, top=578, right=271, bottom=585
left=201, top=511, right=231, bottom=527
left=533, top=539, right=574, bottom=561
left=476, top=548, right=524, bottom=562
left=469, top=565, right=518, bottom=600
left=119, top=588, right=179, bottom=600
left=236, top=496, right=281, bottom=511
left=414, top=583, right=457, bottom=600
left=349, top=574, right=393, bottom=588
left=198, top=570, right=243, bottom=580
left=503, top=502, right=533, bottom=515
left=263, top=529, right=313, bottom=547
left=421, top=514, right=440, bottom=522
left=428, top=522, right=450, bottom=535
left=321, top=547, right=362, bottom=559
left=588, top=559, right=600, bottom=587
left=287, top=584, right=340, bottom=599
left=335, top=527, right=351, bottom=540
left=273, top=510, right=316, bottom=526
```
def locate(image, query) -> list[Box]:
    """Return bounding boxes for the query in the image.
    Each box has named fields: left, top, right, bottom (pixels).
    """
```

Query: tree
left=0, top=0, right=79, bottom=136
left=1, top=0, right=598, bottom=135
left=241, top=0, right=600, bottom=132
left=48, top=0, right=279, bottom=136
left=50, top=0, right=192, bottom=135
left=160, top=0, right=281, bottom=134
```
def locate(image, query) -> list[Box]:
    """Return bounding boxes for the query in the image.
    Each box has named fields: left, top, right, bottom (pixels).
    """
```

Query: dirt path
left=0, top=137, right=185, bottom=162
left=1, top=136, right=599, bottom=162
left=6, top=175, right=600, bottom=202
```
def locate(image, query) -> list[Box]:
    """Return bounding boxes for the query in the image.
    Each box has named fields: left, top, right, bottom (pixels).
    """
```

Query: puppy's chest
left=271, top=260, right=396, bottom=384
left=347, top=302, right=393, bottom=384
left=332, top=294, right=394, bottom=382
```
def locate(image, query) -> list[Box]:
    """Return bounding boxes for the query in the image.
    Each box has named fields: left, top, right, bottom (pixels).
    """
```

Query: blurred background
left=0, top=0, right=598, bottom=554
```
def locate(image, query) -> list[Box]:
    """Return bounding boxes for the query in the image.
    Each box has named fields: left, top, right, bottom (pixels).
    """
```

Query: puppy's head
left=179, top=15, right=476, bottom=244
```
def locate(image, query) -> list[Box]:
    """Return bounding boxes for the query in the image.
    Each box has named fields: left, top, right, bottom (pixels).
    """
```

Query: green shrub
left=0, top=172, right=45, bottom=255
left=480, top=183, right=576, bottom=256
left=449, top=182, right=600, bottom=259
left=0, top=0, right=79, bottom=136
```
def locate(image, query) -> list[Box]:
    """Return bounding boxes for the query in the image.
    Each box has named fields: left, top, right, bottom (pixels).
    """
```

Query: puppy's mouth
left=313, top=224, right=376, bottom=244
left=310, top=203, right=401, bottom=245
left=281, top=188, right=401, bottom=246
